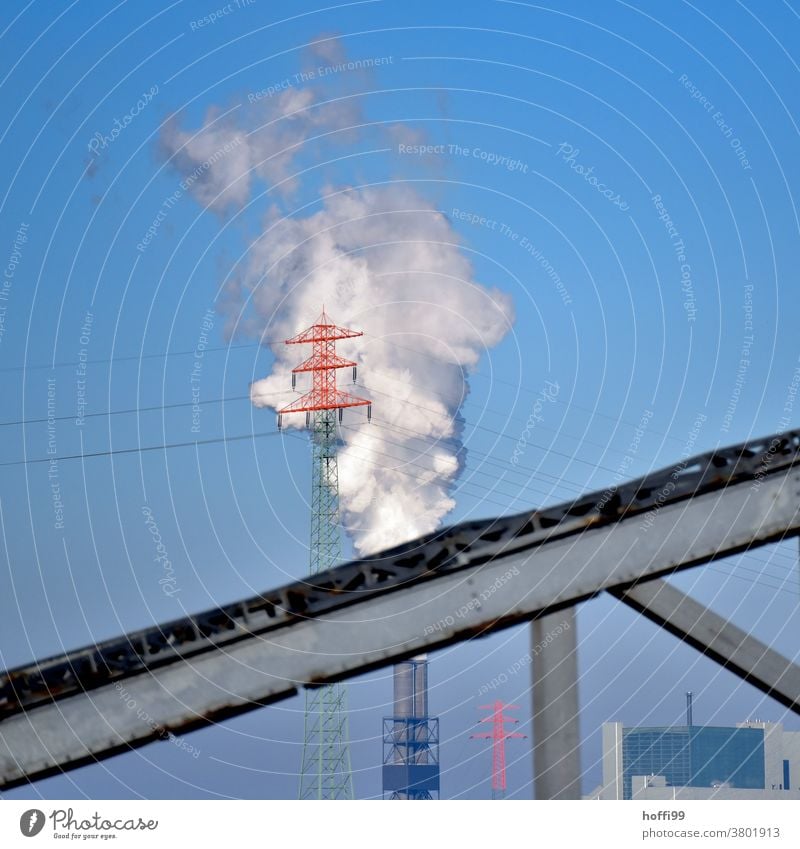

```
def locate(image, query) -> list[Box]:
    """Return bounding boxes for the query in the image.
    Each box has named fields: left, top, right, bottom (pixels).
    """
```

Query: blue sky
left=1, top=0, right=799, bottom=800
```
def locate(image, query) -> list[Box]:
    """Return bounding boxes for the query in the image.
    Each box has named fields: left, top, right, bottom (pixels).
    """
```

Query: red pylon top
left=471, top=700, right=527, bottom=795
left=279, top=307, right=371, bottom=423
left=284, top=306, right=363, bottom=345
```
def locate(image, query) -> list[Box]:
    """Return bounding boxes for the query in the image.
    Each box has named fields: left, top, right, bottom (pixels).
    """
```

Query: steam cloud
left=160, top=38, right=514, bottom=555
left=248, top=185, right=514, bottom=554
left=159, top=84, right=360, bottom=211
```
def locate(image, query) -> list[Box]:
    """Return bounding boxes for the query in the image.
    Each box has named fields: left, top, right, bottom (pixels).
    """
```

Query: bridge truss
left=1, top=430, right=799, bottom=795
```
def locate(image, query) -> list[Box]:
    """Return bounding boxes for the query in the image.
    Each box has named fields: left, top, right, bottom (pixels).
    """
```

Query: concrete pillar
left=532, top=606, right=582, bottom=799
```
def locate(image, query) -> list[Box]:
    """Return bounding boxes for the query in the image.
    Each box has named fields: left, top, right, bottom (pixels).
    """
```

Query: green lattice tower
left=278, top=308, right=371, bottom=800
left=298, top=408, right=354, bottom=799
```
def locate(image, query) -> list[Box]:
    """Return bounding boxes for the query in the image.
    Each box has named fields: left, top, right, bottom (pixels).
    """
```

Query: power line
left=0, top=341, right=263, bottom=375
left=0, top=429, right=284, bottom=468
left=0, top=381, right=611, bottom=494
left=0, top=391, right=583, bottom=497
left=365, top=416, right=589, bottom=496
left=1, top=364, right=632, bottom=475
left=366, top=387, right=621, bottom=477
left=0, top=384, right=665, bottom=503
left=0, top=402, right=605, bottom=503
left=741, top=551, right=797, bottom=574
left=2, top=412, right=796, bottom=595
left=0, top=419, right=527, bottom=516
left=359, top=419, right=586, bottom=502
left=361, top=362, right=626, bottom=457
left=362, top=332, right=690, bottom=448
left=2, top=329, right=694, bottom=451
left=0, top=394, right=253, bottom=428
left=340, top=429, right=800, bottom=589
left=0, top=376, right=625, bottom=495
left=338, top=423, right=560, bottom=507
left=1, top=332, right=769, bottom=503
left=333, top=434, right=515, bottom=515
left=741, top=546, right=800, bottom=569
left=707, top=564, right=800, bottom=598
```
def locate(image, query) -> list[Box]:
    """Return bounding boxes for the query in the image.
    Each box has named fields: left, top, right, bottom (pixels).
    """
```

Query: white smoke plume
left=159, top=40, right=362, bottom=211
left=247, top=185, right=513, bottom=554
left=160, top=36, right=514, bottom=555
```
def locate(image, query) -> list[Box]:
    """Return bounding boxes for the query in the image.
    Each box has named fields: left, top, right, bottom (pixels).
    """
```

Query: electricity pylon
left=279, top=307, right=371, bottom=800
left=471, top=700, right=526, bottom=799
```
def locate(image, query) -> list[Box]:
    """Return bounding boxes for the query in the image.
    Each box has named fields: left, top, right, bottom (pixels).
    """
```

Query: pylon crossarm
left=281, top=390, right=370, bottom=415
left=284, top=308, right=363, bottom=345
left=292, top=352, right=357, bottom=373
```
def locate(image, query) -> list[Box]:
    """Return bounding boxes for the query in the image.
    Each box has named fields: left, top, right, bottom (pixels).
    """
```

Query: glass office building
left=621, top=725, right=765, bottom=800
left=594, top=719, right=800, bottom=800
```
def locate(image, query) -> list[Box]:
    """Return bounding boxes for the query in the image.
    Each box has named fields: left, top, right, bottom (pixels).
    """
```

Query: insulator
left=292, top=372, right=296, bottom=390
left=352, top=365, right=357, bottom=384
left=306, top=411, right=310, bottom=428
left=367, top=403, right=372, bottom=422
left=338, top=407, right=343, bottom=423
left=277, top=413, right=282, bottom=431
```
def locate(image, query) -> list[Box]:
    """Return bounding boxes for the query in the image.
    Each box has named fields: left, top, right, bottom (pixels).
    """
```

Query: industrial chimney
left=382, top=656, right=440, bottom=799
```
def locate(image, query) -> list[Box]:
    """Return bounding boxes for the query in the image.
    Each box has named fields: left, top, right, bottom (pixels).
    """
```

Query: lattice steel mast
left=279, top=307, right=371, bottom=800
left=471, top=700, right=526, bottom=799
